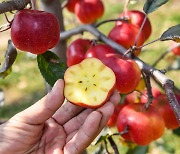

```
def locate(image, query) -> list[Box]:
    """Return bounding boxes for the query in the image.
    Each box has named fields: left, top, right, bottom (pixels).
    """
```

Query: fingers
left=109, top=91, right=121, bottom=106
left=63, top=109, right=93, bottom=135
left=64, top=102, right=115, bottom=154
left=64, top=111, right=102, bottom=154
left=53, top=101, right=84, bottom=125
left=13, top=80, right=65, bottom=125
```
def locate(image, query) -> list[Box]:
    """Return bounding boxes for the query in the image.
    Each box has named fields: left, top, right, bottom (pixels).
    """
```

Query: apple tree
left=0, top=0, right=180, bottom=153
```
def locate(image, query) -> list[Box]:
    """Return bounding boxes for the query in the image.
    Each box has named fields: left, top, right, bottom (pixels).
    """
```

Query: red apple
left=108, top=23, right=145, bottom=55
left=75, top=0, right=104, bottom=24
left=140, top=88, right=179, bottom=129
left=117, top=103, right=165, bottom=145
left=64, top=58, right=116, bottom=108
left=11, top=9, right=60, bottom=54
left=101, top=54, right=141, bottom=94
left=85, top=44, right=116, bottom=59
left=66, top=39, right=91, bottom=67
left=66, top=0, right=79, bottom=13
left=116, top=10, right=152, bottom=41
left=170, top=41, right=180, bottom=56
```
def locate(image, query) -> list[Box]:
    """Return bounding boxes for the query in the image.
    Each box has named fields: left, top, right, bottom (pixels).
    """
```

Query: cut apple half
left=64, top=58, right=116, bottom=108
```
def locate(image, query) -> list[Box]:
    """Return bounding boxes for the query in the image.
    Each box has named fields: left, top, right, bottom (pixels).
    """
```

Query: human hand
left=0, top=79, right=120, bottom=154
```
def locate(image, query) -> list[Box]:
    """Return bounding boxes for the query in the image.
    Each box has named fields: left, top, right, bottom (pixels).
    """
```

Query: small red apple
left=66, top=38, right=91, bottom=67
left=116, top=10, right=152, bottom=41
left=117, top=103, right=165, bottom=146
left=140, top=88, right=179, bottom=129
left=11, top=9, right=60, bottom=54
left=170, top=41, right=180, bottom=56
left=108, top=23, right=145, bottom=55
left=66, top=0, right=79, bottom=13
left=64, top=58, right=116, bottom=108
left=75, top=0, right=104, bottom=24
left=85, top=44, right=116, bottom=59
left=101, top=54, right=141, bottom=94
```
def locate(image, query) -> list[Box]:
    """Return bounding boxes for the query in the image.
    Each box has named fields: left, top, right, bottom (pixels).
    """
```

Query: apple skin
left=75, top=0, right=104, bottom=24
left=170, top=41, right=180, bottom=56
left=107, top=104, right=125, bottom=127
left=117, top=103, right=165, bottom=146
left=108, top=23, right=145, bottom=55
left=116, top=10, right=152, bottom=41
left=101, top=54, right=141, bottom=94
left=11, top=9, right=60, bottom=54
left=66, top=0, right=79, bottom=13
left=85, top=44, right=116, bottom=59
left=66, top=39, right=91, bottom=67
left=140, top=88, right=179, bottom=129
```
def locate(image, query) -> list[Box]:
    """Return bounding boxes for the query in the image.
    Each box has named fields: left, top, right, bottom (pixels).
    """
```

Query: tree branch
left=0, top=0, right=30, bottom=14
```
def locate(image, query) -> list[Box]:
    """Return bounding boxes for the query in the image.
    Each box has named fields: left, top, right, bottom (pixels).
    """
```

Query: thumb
left=13, top=79, right=65, bottom=125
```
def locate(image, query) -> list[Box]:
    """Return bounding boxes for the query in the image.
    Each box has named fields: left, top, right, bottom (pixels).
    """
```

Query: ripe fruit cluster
left=66, top=0, right=104, bottom=24
left=11, top=9, right=60, bottom=54
left=109, top=10, right=152, bottom=55
left=66, top=39, right=142, bottom=94
left=107, top=87, right=180, bottom=146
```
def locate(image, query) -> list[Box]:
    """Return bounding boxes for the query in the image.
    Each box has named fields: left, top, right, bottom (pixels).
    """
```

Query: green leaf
left=0, top=40, right=17, bottom=79
left=160, top=24, right=180, bottom=42
left=143, top=0, right=169, bottom=14
left=127, top=145, right=149, bottom=154
left=173, top=127, right=180, bottom=136
left=37, top=51, right=67, bottom=87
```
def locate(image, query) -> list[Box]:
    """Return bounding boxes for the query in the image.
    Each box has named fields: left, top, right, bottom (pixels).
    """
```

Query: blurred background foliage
left=0, top=0, right=180, bottom=153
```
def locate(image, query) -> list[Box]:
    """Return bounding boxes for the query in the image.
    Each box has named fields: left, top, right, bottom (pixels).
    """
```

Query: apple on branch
left=11, top=9, right=60, bottom=54
left=64, top=58, right=116, bottom=108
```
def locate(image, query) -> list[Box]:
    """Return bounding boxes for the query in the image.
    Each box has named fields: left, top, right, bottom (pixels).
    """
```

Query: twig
left=0, top=0, right=31, bottom=14
left=104, top=140, right=110, bottom=154
left=134, top=15, right=147, bottom=46
left=61, top=0, right=69, bottom=9
left=152, top=44, right=180, bottom=67
left=142, top=72, right=153, bottom=109
left=108, top=136, right=119, bottom=154
left=137, top=38, right=161, bottom=49
left=164, top=81, right=180, bottom=124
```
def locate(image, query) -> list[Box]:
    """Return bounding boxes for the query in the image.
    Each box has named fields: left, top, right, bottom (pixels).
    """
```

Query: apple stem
left=123, top=0, right=130, bottom=14
left=95, top=17, right=127, bottom=28
left=152, top=44, right=180, bottom=67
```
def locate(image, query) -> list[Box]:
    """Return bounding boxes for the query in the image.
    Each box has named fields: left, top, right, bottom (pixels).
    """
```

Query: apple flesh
left=66, top=39, right=91, bottom=67
left=75, top=0, right=104, bottom=24
left=64, top=58, right=116, bottom=108
left=11, top=9, right=60, bottom=54
left=117, top=103, right=165, bottom=146
left=116, top=10, right=152, bottom=41
left=108, top=23, right=145, bottom=55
